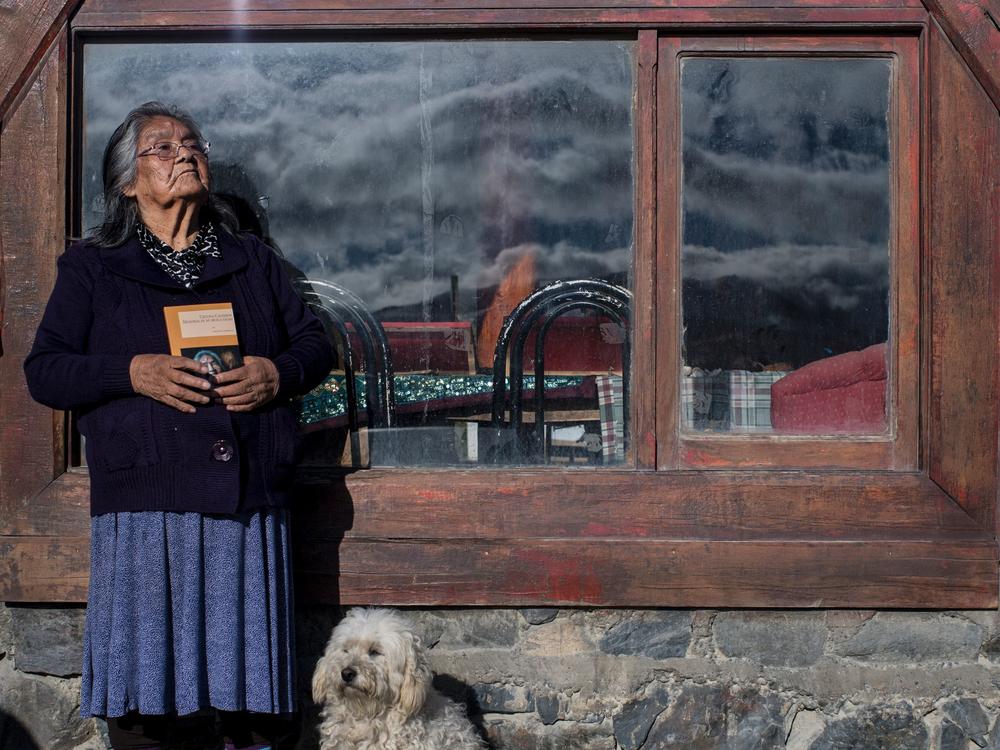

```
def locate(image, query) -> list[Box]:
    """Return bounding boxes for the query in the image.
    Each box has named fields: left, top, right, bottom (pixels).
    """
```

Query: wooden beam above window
left=71, top=3, right=929, bottom=32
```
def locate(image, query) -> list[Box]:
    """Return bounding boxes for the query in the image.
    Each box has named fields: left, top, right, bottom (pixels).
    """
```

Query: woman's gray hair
left=91, top=101, right=238, bottom=248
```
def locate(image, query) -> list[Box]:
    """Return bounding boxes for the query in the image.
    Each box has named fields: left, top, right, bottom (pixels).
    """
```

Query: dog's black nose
left=341, top=667, right=356, bottom=683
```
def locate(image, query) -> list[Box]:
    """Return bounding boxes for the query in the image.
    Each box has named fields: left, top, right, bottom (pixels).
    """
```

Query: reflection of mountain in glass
left=83, top=42, right=634, bottom=325
left=681, top=58, right=891, bottom=370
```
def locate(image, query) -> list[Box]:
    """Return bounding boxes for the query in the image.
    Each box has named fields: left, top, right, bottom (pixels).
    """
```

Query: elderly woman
left=24, top=102, right=334, bottom=749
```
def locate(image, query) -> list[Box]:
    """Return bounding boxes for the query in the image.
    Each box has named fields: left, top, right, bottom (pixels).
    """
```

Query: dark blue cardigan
left=23, top=230, right=335, bottom=516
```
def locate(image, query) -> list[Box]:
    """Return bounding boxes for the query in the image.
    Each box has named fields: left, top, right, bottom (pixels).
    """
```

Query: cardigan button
left=211, top=439, right=234, bottom=462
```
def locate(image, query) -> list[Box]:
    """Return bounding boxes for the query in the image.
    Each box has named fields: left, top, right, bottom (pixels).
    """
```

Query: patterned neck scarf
left=137, top=222, right=221, bottom=289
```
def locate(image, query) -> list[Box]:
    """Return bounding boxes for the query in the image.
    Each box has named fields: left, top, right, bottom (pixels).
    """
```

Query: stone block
left=785, top=708, right=827, bottom=750
left=824, top=610, right=876, bottom=637
left=522, top=609, right=559, bottom=626
left=713, top=611, right=826, bottom=667
left=951, top=611, right=1000, bottom=632
left=981, top=634, right=1000, bottom=662
left=472, top=682, right=535, bottom=714
left=642, top=682, right=785, bottom=749
left=722, top=684, right=787, bottom=750
left=941, top=697, right=989, bottom=746
left=8, top=606, right=86, bottom=678
left=834, top=614, right=982, bottom=662
left=402, top=611, right=448, bottom=649
left=521, top=617, right=594, bottom=657
left=940, top=720, right=970, bottom=750
left=613, top=685, right=670, bottom=750
left=432, top=610, right=522, bottom=650
left=810, top=704, right=928, bottom=750
left=0, top=657, right=99, bottom=750
left=987, top=717, right=1000, bottom=749
left=0, top=605, right=13, bottom=661
left=485, top=715, right=615, bottom=750
left=535, top=693, right=562, bottom=725
left=598, top=611, right=691, bottom=659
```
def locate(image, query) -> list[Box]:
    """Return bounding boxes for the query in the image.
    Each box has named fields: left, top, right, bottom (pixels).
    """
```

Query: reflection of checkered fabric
left=682, top=369, right=788, bottom=432
left=682, top=368, right=729, bottom=431
left=727, top=370, right=787, bottom=433
left=596, top=375, right=624, bottom=461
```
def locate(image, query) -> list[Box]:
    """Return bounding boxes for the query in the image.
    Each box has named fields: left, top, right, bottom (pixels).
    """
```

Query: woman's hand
left=129, top=354, right=212, bottom=413
left=211, top=356, right=280, bottom=412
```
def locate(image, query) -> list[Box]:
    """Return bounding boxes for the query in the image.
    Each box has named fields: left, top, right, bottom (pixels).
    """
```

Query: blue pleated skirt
left=80, top=508, right=297, bottom=719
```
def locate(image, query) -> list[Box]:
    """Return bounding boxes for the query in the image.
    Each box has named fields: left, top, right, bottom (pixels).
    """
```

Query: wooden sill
left=1, top=469, right=995, bottom=608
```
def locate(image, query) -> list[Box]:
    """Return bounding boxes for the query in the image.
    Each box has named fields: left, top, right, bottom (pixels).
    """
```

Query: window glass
left=83, top=40, right=635, bottom=467
left=680, top=57, right=890, bottom=435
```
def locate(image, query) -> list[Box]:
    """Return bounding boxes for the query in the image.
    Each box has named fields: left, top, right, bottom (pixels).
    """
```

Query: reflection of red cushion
left=348, top=322, right=476, bottom=374
left=519, top=316, right=625, bottom=373
left=771, top=343, right=887, bottom=433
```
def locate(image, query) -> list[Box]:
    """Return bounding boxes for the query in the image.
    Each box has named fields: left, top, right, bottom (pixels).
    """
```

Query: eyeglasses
left=136, top=139, right=211, bottom=161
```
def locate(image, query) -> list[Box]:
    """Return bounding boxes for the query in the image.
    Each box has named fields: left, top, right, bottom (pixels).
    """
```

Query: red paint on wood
left=927, top=20, right=1000, bottom=535
left=925, top=0, right=1000, bottom=112
left=0, top=32, right=66, bottom=535
left=0, top=0, right=79, bottom=125
left=416, top=489, right=456, bottom=502
left=70, top=5, right=929, bottom=29
left=508, top=548, right=605, bottom=603
left=581, top=521, right=651, bottom=537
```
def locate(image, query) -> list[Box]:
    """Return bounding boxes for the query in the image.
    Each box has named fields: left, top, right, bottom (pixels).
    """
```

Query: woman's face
left=124, top=116, right=210, bottom=213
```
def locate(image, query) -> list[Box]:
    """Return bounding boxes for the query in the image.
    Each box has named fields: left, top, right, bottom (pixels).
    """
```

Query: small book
left=163, top=302, right=243, bottom=376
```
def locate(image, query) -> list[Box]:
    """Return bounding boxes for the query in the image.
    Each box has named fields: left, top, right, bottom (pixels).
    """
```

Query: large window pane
left=83, top=40, right=634, bottom=467
left=680, top=57, right=890, bottom=435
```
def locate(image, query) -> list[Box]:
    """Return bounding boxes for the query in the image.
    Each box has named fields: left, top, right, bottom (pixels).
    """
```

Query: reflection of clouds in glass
left=83, top=41, right=634, bottom=316
left=478, top=242, right=631, bottom=289
left=283, top=239, right=631, bottom=314
left=682, top=58, right=889, bottom=155
left=684, top=147, right=889, bottom=248
left=684, top=243, right=888, bottom=311
left=682, top=57, right=890, bottom=252
left=680, top=57, right=891, bottom=368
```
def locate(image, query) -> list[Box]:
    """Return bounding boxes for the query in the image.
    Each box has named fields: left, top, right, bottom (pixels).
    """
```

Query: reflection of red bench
left=516, top=315, right=625, bottom=374
left=348, top=322, right=476, bottom=374
left=771, top=343, right=887, bottom=434
left=347, top=317, right=625, bottom=375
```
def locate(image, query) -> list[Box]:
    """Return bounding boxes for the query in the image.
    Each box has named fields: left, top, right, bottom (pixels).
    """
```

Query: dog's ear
left=398, top=633, right=432, bottom=720
left=312, top=653, right=333, bottom=705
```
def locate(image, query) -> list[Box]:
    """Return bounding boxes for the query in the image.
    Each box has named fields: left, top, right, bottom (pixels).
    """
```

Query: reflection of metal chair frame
left=489, top=279, right=632, bottom=463
left=295, top=279, right=395, bottom=463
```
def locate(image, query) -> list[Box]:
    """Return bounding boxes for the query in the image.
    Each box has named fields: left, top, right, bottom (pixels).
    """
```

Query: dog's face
left=312, top=608, right=432, bottom=719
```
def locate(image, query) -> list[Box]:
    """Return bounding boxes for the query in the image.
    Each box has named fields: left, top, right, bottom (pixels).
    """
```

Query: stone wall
left=2, top=603, right=1000, bottom=749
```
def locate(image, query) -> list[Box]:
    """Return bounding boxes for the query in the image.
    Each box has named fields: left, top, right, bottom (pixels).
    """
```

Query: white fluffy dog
left=312, top=607, right=486, bottom=750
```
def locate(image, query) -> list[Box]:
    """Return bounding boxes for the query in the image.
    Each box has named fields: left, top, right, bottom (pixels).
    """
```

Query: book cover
left=163, top=302, right=243, bottom=376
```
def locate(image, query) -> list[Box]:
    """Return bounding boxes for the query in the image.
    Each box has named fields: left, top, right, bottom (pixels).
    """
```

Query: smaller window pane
left=680, top=57, right=890, bottom=435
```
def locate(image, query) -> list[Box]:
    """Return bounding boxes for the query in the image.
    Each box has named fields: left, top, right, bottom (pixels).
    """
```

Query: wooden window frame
left=1, top=0, right=997, bottom=610
left=657, top=35, right=921, bottom=471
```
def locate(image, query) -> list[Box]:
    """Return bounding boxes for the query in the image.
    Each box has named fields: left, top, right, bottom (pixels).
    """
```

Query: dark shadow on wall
left=291, top=479, right=351, bottom=750
left=286, top=478, right=488, bottom=748
left=0, top=709, right=42, bottom=750
left=434, top=673, right=493, bottom=746
left=293, top=597, right=345, bottom=750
